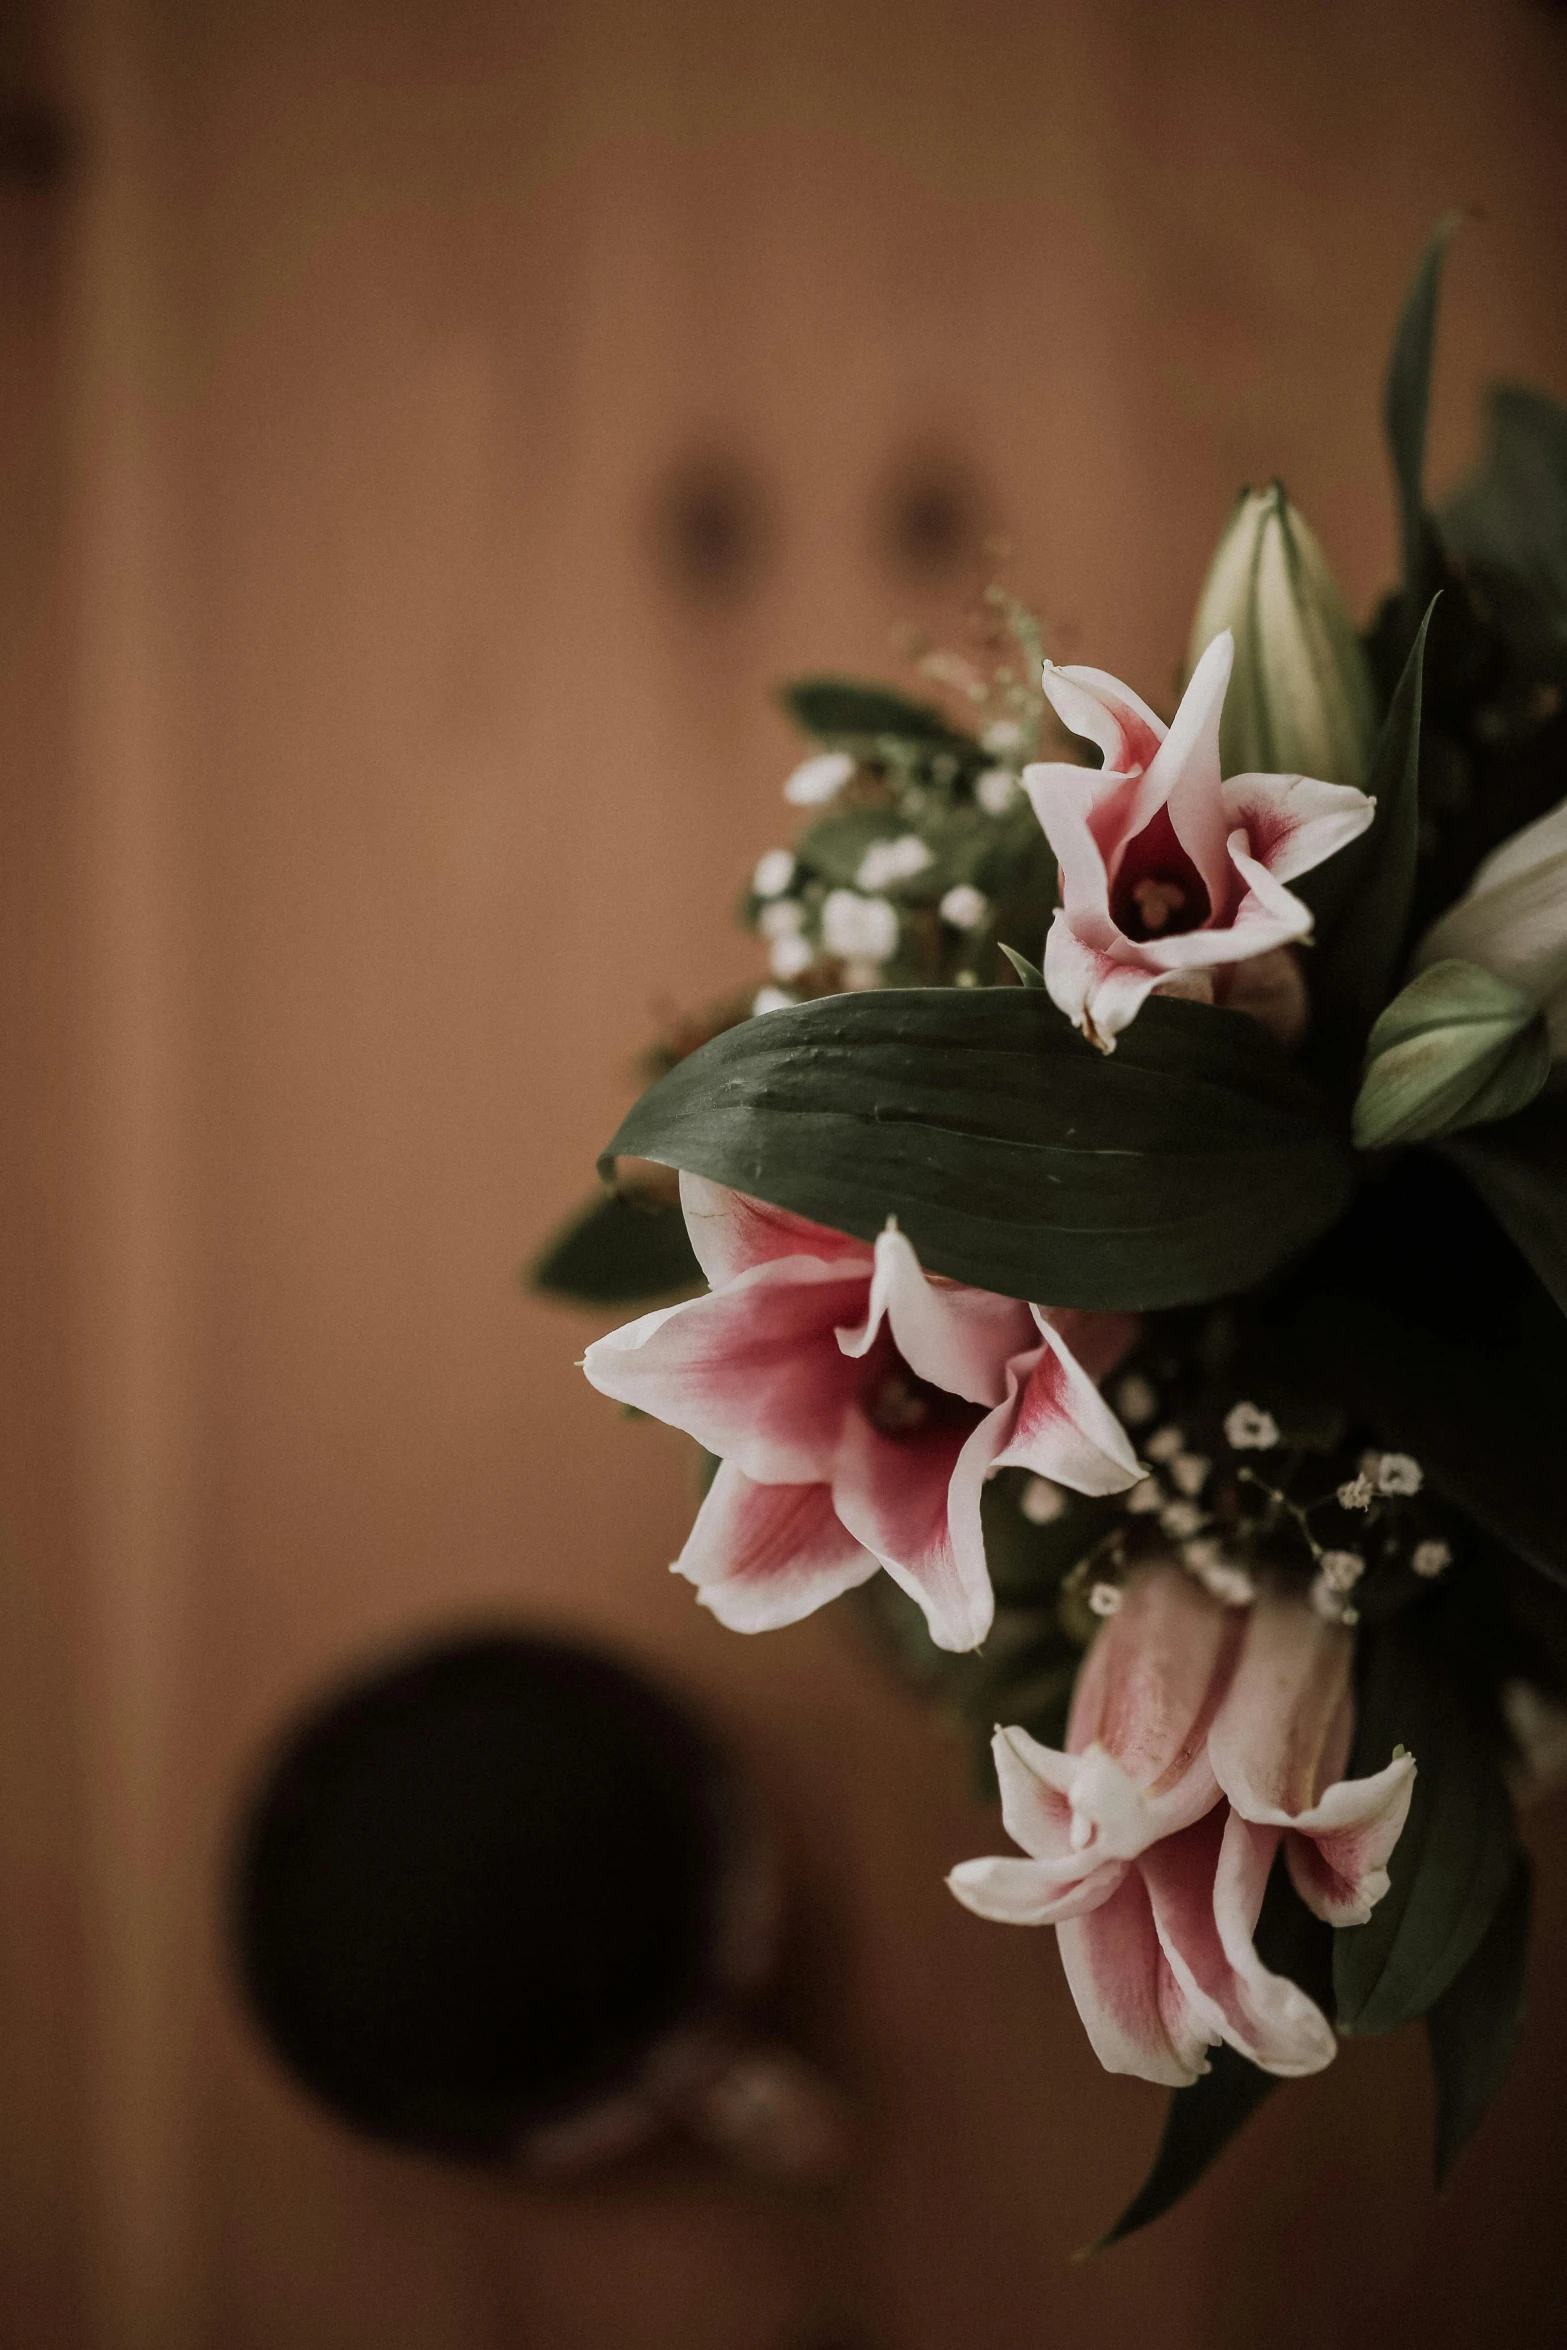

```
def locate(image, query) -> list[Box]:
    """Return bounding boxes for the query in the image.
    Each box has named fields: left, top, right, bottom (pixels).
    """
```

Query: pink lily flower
left=1022, top=631, right=1376, bottom=1051
left=948, top=1567, right=1415, bottom=2083
left=582, top=1173, right=1142, bottom=1652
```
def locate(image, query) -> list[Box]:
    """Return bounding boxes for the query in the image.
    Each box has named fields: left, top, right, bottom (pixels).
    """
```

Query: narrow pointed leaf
left=1304, top=601, right=1436, bottom=1040
left=1444, top=1098, right=1567, bottom=1318
left=998, top=943, right=1045, bottom=988
left=600, top=989, right=1355, bottom=1312
left=1335, top=1609, right=1516, bottom=2036
left=1386, top=213, right=1466, bottom=602
left=1426, top=1852, right=1532, bottom=2187
left=1094, top=2049, right=1278, bottom=2251
left=1440, top=382, right=1567, bottom=679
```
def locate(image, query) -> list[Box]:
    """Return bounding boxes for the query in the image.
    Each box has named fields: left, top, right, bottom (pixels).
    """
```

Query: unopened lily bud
left=1188, top=483, right=1378, bottom=789
left=1413, top=793, right=1567, bottom=1057
left=1352, top=957, right=1550, bottom=1150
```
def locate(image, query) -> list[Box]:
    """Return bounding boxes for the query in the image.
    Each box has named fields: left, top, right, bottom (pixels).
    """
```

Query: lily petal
left=1036, top=1306, right=1142, bottom=1386
left=1039, top=661, right=1167, bottom=780
left=1207, top=1586, right=1358, bottom=1818
left=831, top=1397, right=992, bottom=1652
left=1149, top=631, right=1235, bottom=913
left=836, top=1222, right=1032, bottom=1407
left=947, top=1851, right=1126, bottom=1927
left=582, top=1256, right=869, bottom=1484
left=1065, top=1565, right=1240, bottom=1842
left=1057, top=1867, right=1214, bottom=2087
left=1281, top=1756, right=1417, bottom=1926
left=1142, top=1808, right=1337, bottom=2077
left=1220, top=770, right=1378, bottom=884
left=676, top=1459, right=880, bottom=1633
left=1042, top=910, right=1170, bottom=1049
left=989, top=1316, right=1144, bottom=1494
left=678, top=1170, right=870, bottom=1287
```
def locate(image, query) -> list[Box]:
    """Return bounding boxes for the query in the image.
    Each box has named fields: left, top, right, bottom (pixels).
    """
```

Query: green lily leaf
left=1444, top=1097, right=1567, bottom=1318
left=998, top=943, right=1045, bottom=988
left=1352, top=958, right=1550, bottom=1150
left=1440, top=383, right=1567, bottom=682
left=791, top=808, right=929, bottom=889
left=780, top=675, right=981, bottom=763
left=1385, top=213, right=1466, bottom=604
left=527, top=1188, right=701, bottom=1308
left=599, top=989, right=1355, bottom=1312
left=1275, top=1153, right=1567, bottom=1583
left=1304, top=602, right=1436, bottom=1044
left=1426, top=1851, right=1532, bottom=2187
left=1335, top=1607, right=1516, bottom=2038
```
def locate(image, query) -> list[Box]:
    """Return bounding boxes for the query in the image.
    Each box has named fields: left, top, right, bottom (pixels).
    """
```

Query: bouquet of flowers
left=533, top=220, right=1567, bottom=2239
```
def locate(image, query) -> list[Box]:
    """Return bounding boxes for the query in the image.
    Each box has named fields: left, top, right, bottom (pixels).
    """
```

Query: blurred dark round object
left=878, top=454, right=986, bottom=582
left=651, top=452, right=774, bottom=601
left=232, top=1630, right=761, bottom=2164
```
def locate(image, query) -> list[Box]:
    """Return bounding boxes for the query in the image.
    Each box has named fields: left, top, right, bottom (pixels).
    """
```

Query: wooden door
left=7, top=1, right=1567, bottom=2343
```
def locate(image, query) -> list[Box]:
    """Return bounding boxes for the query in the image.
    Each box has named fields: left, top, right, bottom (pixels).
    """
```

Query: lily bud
left=1188, top=483, right=1378, bottom=789
left=1352, top=958, right=1550, bottom=1151
left=1413, top=793, right=1567, bottom=1057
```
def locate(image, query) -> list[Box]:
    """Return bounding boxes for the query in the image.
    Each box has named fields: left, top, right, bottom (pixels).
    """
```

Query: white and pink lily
left=948, top=1566, right=1415, bottom=2083
left=582, top=1173, right=1143, bottom=1653
left=1023, top=631, right=1377, bottom=1051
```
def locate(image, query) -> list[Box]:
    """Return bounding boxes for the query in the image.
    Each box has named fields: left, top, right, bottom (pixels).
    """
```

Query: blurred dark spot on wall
left=652, top=452, right=775, bottom=604
left=878, top=452, right=988, bottom=583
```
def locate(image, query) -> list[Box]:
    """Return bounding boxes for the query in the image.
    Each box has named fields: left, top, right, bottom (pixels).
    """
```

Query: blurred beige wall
left=4, top=1, right=1567, bottom=2344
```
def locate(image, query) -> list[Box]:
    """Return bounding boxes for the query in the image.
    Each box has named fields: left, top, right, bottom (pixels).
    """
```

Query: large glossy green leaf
left=528, top=1189, right=700, bottom=1308
left=600, top=990, right=1355, bottom=1312
left=1426, top=1852, right=1532, bottom=2187
left=1096, top=1870, right=1331, bottom=2248
left=1335, top=1608, right=1516, bottom=2037
left=1443, top=1097, right=1567, bottom=1318
left=1385, top=214, right=1465, bottom=602
left=780, top=674, right=981, bottom=762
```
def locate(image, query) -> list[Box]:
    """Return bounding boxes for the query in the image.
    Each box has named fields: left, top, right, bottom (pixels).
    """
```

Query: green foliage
left=1095, top=1867, right=1331, bottom=2248
left=790, top=808, right=926, bottom=889
left=1334, top=1607, right=1517, bottom=2037
left=527, top=1188, right=700, bottom=1308
left=1444, top=1098, right=1567, bottom=1318
left=1303, top=604, right=1435, bottom=1048
left=779, top=675, right=982, bottom=764
left=1352, top=959, right=1549, bottom=1151
left=599, top=989, right=1355, bottom=1313
left=1296, top=1288, right=1567, bottom=1589
left=1426, top=1852, right=1532, bottom=2187
left=1385, top=213, right=1466, bottom=604
left=998, top=943, right=1045, bottom=988
left=1276, top=1143, right=1567, bottom=1586
left=1441, top=384, right=1567, bottom=684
